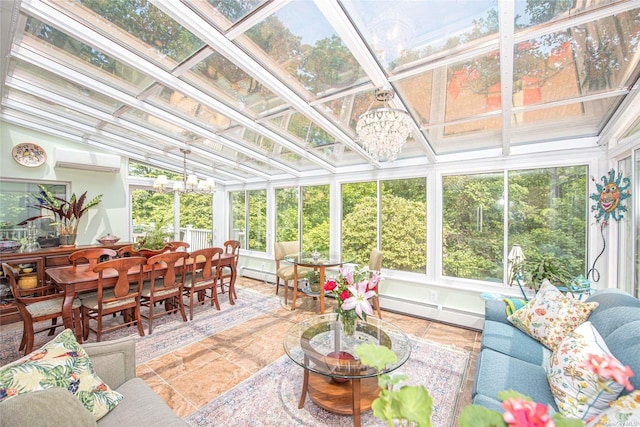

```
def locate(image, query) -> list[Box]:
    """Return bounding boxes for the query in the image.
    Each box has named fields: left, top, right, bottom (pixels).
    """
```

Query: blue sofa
left=472, top=289, right=640, bottom=413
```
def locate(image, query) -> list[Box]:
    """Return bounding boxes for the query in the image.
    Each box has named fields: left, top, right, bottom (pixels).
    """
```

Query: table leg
left=299, top=365, right=310, bottom=409
left=291, top=264, right=298, bottom=311
left=318, top=267, right=325, bottom=314
left=352, top=378, right=362, bottom=427
left=61, top=288, right=79, bottom=341
left=228, top=261, right=237, bottom=305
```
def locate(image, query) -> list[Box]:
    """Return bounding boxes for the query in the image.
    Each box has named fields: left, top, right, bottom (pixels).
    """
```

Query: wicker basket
left=18, top=275, right=38, bottom=289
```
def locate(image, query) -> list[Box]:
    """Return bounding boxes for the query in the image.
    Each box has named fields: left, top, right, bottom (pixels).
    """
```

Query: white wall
left=1, top=121, right=129, bottom=246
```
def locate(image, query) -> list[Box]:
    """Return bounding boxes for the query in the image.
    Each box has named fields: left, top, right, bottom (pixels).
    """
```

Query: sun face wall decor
left=590, top=169, right=631, bottom=224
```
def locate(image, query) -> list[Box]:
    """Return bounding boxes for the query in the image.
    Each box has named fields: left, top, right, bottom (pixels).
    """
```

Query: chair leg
left=178, top=297, right=187, bottom=322
left=22, top=319, right=35, bottom=355
left=275, top=277, right=280, bottom=295
left=135, top=306, right=145, bottom=337
left=147, top=300, right=154, bottom=335
left=82, top=307, right=90, bottom=341
left=72, top=307, right=83, bottom=343
left=211, top=287, right=220, bottom=311
left=374, top=295, right=382, bottom=318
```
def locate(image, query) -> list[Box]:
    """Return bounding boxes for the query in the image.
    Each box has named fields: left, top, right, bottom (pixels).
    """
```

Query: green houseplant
left=19, top=184, right=102, bottom=246
left=133, top=224, right=173, bottom=256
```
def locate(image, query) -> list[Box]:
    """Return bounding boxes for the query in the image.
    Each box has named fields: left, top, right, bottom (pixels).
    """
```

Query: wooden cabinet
left=0, top=243, right=128, bottom=325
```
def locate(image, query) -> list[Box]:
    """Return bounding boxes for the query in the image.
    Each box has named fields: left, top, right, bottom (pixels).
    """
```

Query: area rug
left=0, top=287, right=282, bottom=365
left=185, top=337, right=469, bottom=427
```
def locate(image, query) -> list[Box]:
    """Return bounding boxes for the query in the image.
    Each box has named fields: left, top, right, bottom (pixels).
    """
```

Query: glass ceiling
left=1, top=0, right=640, bottom=185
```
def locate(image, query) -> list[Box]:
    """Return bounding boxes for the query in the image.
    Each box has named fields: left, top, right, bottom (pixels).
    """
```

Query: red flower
left=534, top=308, right=547, bottom=316
left=324, top=280, right=337, bottom=292
left=339, top=289, right=350, bottom=301
left=581, top=353, right=635, bottom=391
left=502, top=397, right=555, bottom=427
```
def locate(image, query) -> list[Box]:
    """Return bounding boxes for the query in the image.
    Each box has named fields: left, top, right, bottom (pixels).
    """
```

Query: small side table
left=284, top=313, right=411, bottom=427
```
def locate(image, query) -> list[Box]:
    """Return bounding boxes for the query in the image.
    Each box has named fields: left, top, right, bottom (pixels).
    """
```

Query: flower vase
left=340, top=315, right=356, bottom=337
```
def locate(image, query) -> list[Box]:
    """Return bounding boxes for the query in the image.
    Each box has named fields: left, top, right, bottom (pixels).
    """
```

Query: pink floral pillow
left=507, top=280, right=598, bottom=350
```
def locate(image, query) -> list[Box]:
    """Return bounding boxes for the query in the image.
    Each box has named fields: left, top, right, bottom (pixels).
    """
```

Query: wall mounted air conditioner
left=55, top=147, right=121, bottom=173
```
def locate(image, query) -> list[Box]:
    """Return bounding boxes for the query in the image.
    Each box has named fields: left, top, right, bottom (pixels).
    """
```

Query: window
left=381, top=178, right=427, bottom=272
left=301, top=185, right=329, bottom=252
left=442, top=173, right=504, bottom=281
left=0, top=180, right=67, bottom=242
left=248, top=190, right=266, bottom=251
left=342, top=181, right=376, bottom=266
left=442, top=166, right=588, bottom=283
left=508, top=166, right=587, bottom=279
left=276, top=187, right=299, bottom=243
left=342, top=178, right=427, bottom=271
left=230, top=191, right=246, bottom=247
left=131, top=189, right=174, bottom=241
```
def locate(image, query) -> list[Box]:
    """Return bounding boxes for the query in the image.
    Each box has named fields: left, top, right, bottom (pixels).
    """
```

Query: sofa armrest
left=83, top=337, right=136, bottom=389
left=485, top=299, right=510, bottom=324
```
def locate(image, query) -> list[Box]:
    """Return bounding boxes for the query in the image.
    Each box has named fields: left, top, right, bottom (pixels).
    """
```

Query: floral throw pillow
left=0, top=329, right=123, bottom=420
left=587, top=390, right=640, bottom=427
left=547, top=321, right=624, bottom=420
left=507, top=280, right=598, bottom=350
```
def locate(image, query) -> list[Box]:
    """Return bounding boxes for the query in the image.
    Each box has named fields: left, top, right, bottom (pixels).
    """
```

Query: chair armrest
left=82, top=337, right=136, bottom=389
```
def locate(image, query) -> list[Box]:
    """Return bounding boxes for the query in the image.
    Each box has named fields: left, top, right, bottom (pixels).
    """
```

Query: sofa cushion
left=547, top=321, right=624, bottom=420
left=0, top=329, right=123, bottom=421
left=473, top=348, right=558, bottom=411
left=586, top=390, right=640, bottom=427
left=507, top=280, right=598, bottom=350
left=98, top=378, right=187, bottom=427
left=587, top=306, right=640, bottom=341
left=481, top=320, right=551, bottom=366
left=0, top=387, right=97, bottom=427
left=603, top=320, right=640, bottom=394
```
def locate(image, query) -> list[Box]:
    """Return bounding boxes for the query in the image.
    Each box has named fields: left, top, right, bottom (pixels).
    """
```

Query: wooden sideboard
left=0, top=243, right=129, bottom=325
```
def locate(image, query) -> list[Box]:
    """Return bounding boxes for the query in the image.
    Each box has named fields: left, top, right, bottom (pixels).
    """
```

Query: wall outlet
left=429, top=290, right=438, bottom=302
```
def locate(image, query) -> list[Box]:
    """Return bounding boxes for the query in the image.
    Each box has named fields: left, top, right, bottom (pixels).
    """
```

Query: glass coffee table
left=284, top=313, right=411, bottom=427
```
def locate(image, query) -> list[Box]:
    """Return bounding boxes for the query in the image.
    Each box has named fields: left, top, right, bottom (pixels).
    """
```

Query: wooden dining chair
left=2, top=263, right=82, bottom=354
left=140, top=251, right=189, bottom=334
left=274, top=241, right=311, bottom=304
left=116, top=244, right=141, bottom=258
left=69, top=248, right=117, bottom=269
left=368, top=248, right=383, bottom=318
left=81, top=256, right=147, bottom=342
left=219, top=239, right=240, bottom=299
left=183, top=247, right=223, bottom=320
left=167, top=241, right=190, bottom=252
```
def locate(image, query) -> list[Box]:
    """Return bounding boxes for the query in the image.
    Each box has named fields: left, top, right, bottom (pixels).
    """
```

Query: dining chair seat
left=2, top=263, right=83, bottom=355
left=140, top=251, right=188, bottom=334
left=183, top=247, right=223, bottom=320
left=26, top=297, right=81, bottom=317
left=274, top=241, right=312, bottom=304
left=81, top=256, right=147, bottom=342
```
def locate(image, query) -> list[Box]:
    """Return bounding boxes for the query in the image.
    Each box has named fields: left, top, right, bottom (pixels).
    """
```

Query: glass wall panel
left=248, top=190, right=266, bottom=251
left=509, top=166, right=588, bottom=281
left=618, top=157, right=633, bottom=295
left=381, top=178, right=427, bottom=273
left=276, top=187, right=299, bottom=243
left=636, top=150, right=640, bottom=298
left=301, top=185, right=329, bottom=253
left=442, top=173, right=504, bottom=281
left=230, top=191, right=246, bottom=248
left=131, top=189, right=174, bottom=241
left=179, top=192, right=213, bottom=235
left=342, top=182, right=377, bottom=267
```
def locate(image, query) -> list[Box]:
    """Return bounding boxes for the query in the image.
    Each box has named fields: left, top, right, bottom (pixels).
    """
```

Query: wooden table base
left=299, top=370, right=379, bottom=427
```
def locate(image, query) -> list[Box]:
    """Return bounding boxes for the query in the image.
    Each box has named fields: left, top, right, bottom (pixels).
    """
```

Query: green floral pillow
left=508, top=280, right=598, bottom=350
left=0, top=329, right=123, bottom=420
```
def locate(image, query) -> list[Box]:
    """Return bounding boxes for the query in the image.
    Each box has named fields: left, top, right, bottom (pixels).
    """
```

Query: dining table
left=46, top=252, right=237, bottom=337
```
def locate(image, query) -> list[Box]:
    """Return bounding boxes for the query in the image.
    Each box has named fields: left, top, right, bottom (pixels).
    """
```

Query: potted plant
left=525, top=255, right=572, bottom=291
left=133, top=224, right=173, bottom=258
left=19, top=185, right=102, bottom=247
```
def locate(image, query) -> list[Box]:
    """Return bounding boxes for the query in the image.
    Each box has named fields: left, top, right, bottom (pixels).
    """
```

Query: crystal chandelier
left=153, top=149, right=215, bottom=194
left=356, top=87, right=412, bottom=162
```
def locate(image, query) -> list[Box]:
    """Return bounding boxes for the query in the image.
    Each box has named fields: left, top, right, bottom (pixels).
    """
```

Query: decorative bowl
left=22, top=268, right=34, bottom=274
left=97, top=234, right=120, bottom=245
left=0, top=240, right=21, bottom=253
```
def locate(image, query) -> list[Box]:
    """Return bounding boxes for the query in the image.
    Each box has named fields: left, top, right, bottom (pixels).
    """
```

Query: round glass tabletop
left=283, top=313, right=411, bottom=379
left=283, top=251, right=352, bottom=267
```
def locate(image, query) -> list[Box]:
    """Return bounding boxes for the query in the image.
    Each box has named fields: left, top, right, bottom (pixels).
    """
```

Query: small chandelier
left=153, top=149, right=215, bottom=194
left=356, top=87, right=412, bottom=162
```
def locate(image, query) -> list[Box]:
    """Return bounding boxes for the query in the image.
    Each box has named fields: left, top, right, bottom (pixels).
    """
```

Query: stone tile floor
left=136, top=277, right=481, bottom=423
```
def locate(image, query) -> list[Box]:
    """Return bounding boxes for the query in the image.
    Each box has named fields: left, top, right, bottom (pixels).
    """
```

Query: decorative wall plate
left=12, top=143, right=47, bottom=167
